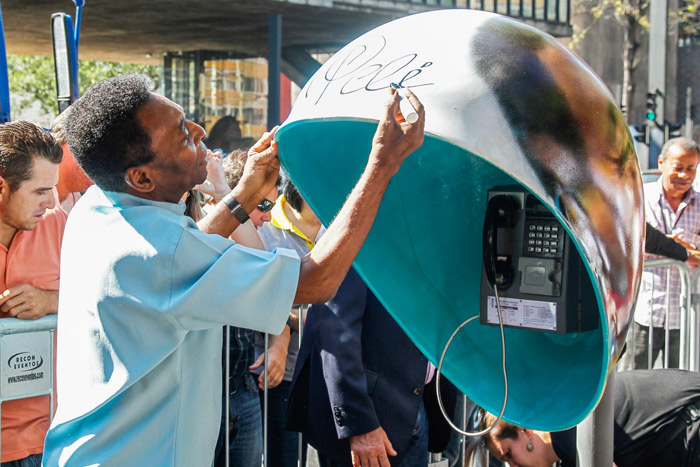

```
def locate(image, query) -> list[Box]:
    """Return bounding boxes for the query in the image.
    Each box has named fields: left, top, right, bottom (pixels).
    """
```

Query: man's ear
left=0, top=176, right=10, bottom=200
left=658, top=155, right=664, bottom=168
left=124, top=167, right=155, bottom=193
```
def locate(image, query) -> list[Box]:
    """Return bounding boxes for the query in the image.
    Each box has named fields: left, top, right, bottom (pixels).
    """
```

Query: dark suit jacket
left=287, top=268, right=456, bottom=464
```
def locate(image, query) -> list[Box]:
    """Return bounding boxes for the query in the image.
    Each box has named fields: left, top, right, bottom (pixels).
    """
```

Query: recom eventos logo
left=7, top=351, right=44, bottom=372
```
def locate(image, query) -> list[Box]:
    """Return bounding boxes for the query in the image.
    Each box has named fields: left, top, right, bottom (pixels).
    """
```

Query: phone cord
left=434, top=284, right=509, bottom=437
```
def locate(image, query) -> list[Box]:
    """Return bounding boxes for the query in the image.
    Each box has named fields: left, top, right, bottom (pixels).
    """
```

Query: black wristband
left=222, top=193, right=250, bottom=224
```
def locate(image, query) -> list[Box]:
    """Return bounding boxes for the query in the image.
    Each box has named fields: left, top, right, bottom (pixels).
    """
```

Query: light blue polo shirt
left=43, top=186, right=299, bottom=467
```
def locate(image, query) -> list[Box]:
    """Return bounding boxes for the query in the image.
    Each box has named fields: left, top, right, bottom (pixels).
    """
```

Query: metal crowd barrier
left=691, top=267, right=700, bottom=371
left=259, top=304, right=306, bottom=467
left=0, top=315, right=57, bottom=461
left=5, top=259, right=698, bottom=466
left=577, top=258, right=699, bottom=467
left=621, top=258, right=698, bottom=372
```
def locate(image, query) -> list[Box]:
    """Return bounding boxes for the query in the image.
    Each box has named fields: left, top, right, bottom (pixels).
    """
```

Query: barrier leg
left=298, top=305, right=306, bottom=467
left=225, top=325, right=230, bottom=467
left=686, top=292, right=700, bottom=371
left=263, top=332, right=269, bottom=467
left=460, top=394, right=467, bottom=464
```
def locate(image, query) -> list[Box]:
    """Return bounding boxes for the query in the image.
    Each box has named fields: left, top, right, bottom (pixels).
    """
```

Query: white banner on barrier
left=0, top=331, right=52, bottom=399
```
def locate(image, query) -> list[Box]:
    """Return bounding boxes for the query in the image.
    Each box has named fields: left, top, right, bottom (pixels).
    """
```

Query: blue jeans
left=259, top=381, right=306, bottom=467
left=3, top=453, right=42, bottom=467
left=214, top=373, right=263, bottom=467
left=398, top=400, right=429, bottom=467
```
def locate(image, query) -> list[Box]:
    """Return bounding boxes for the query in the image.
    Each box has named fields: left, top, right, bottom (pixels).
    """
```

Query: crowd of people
left=0, top=73, right=444, bottom=467
left=1, top=72, right=700, bottom=467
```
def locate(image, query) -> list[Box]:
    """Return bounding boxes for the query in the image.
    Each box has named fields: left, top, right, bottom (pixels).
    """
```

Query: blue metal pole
left=0, top=0, right=11, bottom=123
left=73, top=1, right=83, bottom=55
left=72, top=0, right=84, bottom=102
left=267, top=14, right=282, bottom=130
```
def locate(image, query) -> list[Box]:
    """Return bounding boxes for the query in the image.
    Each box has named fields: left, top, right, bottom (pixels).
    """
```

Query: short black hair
left=65, top=74, right=155, bottom=192
left=0, top=120, right=62, bottom=190
left=282, top=178, right=304, bottom=212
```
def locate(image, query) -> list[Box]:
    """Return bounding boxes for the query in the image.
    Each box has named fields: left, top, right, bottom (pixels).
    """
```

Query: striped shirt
left=638, top=180, right=700, bottom=329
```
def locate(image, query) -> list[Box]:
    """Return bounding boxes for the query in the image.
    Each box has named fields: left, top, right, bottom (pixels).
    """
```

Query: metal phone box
left=480, top=187, right=598, bottom=334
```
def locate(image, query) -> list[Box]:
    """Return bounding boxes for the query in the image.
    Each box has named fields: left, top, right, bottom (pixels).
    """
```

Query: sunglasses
left=257, top=199, right=275, bottom=213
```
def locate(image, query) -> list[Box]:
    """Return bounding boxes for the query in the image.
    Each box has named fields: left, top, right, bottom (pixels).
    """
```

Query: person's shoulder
left=37, top=204, right=68, bottom=234
left=690, top=187, right=700, bottom=202
left=551, top=428, right=577, bottom=467
left=257, top=221, right=278, bottom=237
left=257, top=221, right=286, bottom=249
left=99, top=188, right=194, bottom=234
left=619, top=368, right=700, bottom=385
left=45, top=203, right=68, bottom=222
left=73, top=187, right=194, bottom=251
left=20, top=205, right=68, bottom=256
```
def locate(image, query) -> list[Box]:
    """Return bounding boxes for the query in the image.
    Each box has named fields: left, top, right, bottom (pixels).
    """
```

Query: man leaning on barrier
left=41, top=74, right=425, bottom=466
left=629, top=137, right=700, bottom=370
left=0, top=121, right=66, bottom=467
left=645, top=222, right=700, bottom=266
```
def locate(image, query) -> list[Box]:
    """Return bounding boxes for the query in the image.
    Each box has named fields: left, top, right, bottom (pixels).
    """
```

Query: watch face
left=222, top=194, right=249, bottom=223
left=231, top=204, right=249, bottom=223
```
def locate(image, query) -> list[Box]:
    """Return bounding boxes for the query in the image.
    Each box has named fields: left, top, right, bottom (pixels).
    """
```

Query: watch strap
left=222, top=193, right=250, bottom=224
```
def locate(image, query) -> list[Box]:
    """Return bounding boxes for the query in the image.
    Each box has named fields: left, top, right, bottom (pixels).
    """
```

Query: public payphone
left=480, top=187, right=598, bottom=334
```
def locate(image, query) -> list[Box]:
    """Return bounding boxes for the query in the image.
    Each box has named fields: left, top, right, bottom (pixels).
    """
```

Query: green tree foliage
left=8, top=54, right=160, bottom=117
left=676, top=0, right=700, bottom=36
left=571, top=0, right=700, bottom=121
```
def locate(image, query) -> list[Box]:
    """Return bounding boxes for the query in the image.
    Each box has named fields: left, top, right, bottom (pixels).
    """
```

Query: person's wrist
left=369, top=144, right=407, bottom=175
left=222, top=193, right=250, bottom=224
left=366, top=154, right=398, bottom=182
left=229, top=186, right=260, bottom=216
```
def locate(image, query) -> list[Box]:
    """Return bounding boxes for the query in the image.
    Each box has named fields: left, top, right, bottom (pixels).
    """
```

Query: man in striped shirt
left=628, top=137, right=700, bottom=369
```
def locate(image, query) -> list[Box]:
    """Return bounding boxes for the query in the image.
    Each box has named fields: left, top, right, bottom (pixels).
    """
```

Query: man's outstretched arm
left=294, top=88, right=425, bottom=304
left=198, top=88, right=424, bottom=304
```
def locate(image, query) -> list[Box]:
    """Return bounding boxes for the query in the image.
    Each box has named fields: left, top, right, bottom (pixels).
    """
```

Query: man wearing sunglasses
left=249, top=190, right=276, bottom=227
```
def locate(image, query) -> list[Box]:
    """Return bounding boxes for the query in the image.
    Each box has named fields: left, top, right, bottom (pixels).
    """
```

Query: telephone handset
left=482, top=195, right=517, bottom=289
left=479, top=187, right=597, bottom=334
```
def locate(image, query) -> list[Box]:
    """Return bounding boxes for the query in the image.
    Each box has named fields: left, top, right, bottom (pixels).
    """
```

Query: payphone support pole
left=576, top=369, right=615, bottom=466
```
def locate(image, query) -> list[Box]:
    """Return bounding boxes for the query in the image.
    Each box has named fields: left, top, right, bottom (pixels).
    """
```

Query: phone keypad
left=526, top=220, right=564, bottom=258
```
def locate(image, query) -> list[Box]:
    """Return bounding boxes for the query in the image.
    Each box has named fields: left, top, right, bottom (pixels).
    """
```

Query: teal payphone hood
left=276, top=10, right=644, bottom=431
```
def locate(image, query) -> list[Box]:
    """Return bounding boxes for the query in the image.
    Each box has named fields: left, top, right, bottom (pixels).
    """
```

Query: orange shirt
left=0, top=205, right=66, bottom=462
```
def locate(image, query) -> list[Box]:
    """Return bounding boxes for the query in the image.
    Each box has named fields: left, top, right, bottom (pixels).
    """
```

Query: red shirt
left=0, top=205, right=66, bottom=462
